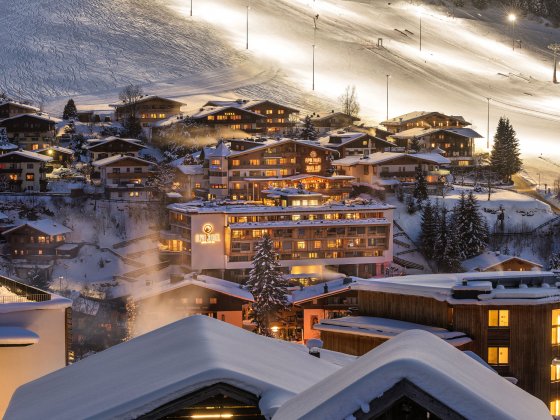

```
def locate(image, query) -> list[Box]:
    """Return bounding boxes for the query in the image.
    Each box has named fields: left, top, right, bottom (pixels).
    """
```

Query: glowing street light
left=548, top=43, right=560, bottom=84
left=385, top=74, right=391, bottom=120
left=508, top=13, right=517, bottom=51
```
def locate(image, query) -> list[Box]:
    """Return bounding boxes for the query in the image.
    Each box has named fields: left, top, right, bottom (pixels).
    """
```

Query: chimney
left=192, top=272, right=198, bottom=280
left=306, top=338, right=323, bottom=358
left=323, top=284, right=329, bottom=294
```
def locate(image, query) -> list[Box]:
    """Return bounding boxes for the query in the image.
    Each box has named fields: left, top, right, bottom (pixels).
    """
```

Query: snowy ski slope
left=1, top=0, right=559, bottom=159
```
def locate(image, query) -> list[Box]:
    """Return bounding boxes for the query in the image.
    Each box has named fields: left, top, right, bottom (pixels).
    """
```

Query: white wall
left=0, top=306, right=68, bottom=416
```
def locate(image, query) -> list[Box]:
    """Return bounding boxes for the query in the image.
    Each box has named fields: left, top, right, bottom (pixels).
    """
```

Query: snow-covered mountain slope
left=1, top=0, right=559, bottom=158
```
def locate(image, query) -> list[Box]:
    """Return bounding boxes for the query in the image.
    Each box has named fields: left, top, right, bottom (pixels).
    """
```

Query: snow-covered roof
left=92, top=155, right=154, bottom=167
left=272, top=329, right=551, bottom=420
left=109, top=95, right=185, bottom=108
left=227, top=138, right=338, bottom=158
left=128, top=273, right=254, bottom=303
left=291, top=277, right=352, bottom=304
left=0, top=150, right=53, bottom=163
left=2, top=219, right=72, bottom=236
left=36, top=145, right=74, bottom=155
left=168, top=200, right=394, bottom=215
left=190, top=105, right=265, bottom=119
left=0, top=142, right=18, bottom=151
left=203, top=99, right=300, bottom=113
left=381, top=111, right=469, bottom=125
left=0, top=296, right=72, bottom=313
left=0, top=100, right=40, bottom=112
left=313, top=316, right=471, bottom=347
left=0, top=327, right=39, bottom=346
left=390, top=126, right=482, bottom=140
left=5, top=315, right=341, bottom=420
left=462, top=251, right=543, bottom=272
left=86, top=137, right=146, bottom=151
left=310, top=112, right=360, bottom=122
left=174, top=164, right=204, bottom=175
left=209, top=141, right=231, bottom=158
left=333, top=151, right=450, bottom=166
left=262, top=187, right=325, bottom=198
left=352, top=271, right=560, bottom=305
left=0, top=113, right=58, bottom=124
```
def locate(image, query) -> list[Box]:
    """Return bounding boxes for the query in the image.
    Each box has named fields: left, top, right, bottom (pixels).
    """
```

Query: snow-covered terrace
left=168, top=201, right=394, bottom=214
left=229, top=218, right=389, bottom=230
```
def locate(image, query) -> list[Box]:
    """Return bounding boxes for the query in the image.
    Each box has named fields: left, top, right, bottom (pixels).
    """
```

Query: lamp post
left=416, top=6, right=423, bottom=52
left=508, top=13, right=516, bottom=51
left=386, top=74, right=390, bottom=120
left=548, top=43, right=560, bottom=84
left=190, top=0, right=192, bottom=16
left=246, top=6, right=250, bottom=50
left=312, top=14, right=319, bottom=91
left=486, top=97, right=490, bottom=149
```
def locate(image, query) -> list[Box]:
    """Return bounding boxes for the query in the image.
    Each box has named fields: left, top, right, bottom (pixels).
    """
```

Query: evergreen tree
left=410, top=137, right=421, bottom=152
left=413, top=166, right=428, bottom=203
left=452, top=191, right=489, bottom=260
left=420, top=200, right=437, bottom=260
left=62, top=99, right=78, bottom=120
left=549, top=252, right=560, bottom=270
left=406, top=194, right=416, bottom=214
left=434, top=207, right=450, bottom=269
left=442, top=225, right=462, bottom=272
left=123, top=115, right=143, bottom=138
left=300, top=115, right=318, bottom=140
left=491, top=117, right=522, bottom=183
left=246, top=234, right=288, bottom=336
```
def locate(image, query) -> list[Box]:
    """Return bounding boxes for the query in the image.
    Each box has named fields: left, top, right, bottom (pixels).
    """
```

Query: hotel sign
left=195, top=223, right=221, bottom=244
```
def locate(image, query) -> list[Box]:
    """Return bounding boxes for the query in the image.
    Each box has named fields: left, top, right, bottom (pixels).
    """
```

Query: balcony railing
left=0, top=275, right=51, bottom=303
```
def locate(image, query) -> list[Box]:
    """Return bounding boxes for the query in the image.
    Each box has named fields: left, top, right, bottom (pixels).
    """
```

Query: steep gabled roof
left=310, top=112, right=360, bottom=123
left=228, top=138, right=338, bottom=158
left=190, top=105, right=266, bottom=120
left=381, top=111, right=469, bottom=126
left=5, top=316, right=341, bottom=420
left=92, top=155, right=154, bottom=167
left=461, top=252, right=543, bottom=272
left=109, top=95, right=185, bottom=108
left=0, top=150, right=53, bottom=163
left=332, top=151, right=450, bottom=167
left=0, top=101, right=40, bottom=112
left=272, top=329, right=551, bottom=420
left=86, top=137, right=146, bottom=151
left=2, top=219, right=72, bottom=236
left=0, top=113, right=58, bottom=125
left=203, top=99, right=300, bottom=114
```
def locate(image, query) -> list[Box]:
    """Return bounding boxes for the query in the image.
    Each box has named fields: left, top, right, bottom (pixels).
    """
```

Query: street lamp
left=386, top=74, right=390, bottom=120
left=548, top=43, right=560, bottom=84
left=190, top=0, right=192, bottom=16
left=508, top=13, right=516, bottom=51
left=416, top=6, right=423, bottom=52
left=246, top=6, right=250, bottom=50
left=312, top=14, right=319, bottom=91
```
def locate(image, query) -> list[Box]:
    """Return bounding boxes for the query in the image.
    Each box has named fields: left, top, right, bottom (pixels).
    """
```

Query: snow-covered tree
left=246, top=234, right=288, bottom=336
left=434, top=207, right=450, bottom=268
left=549, top=252, right=560, bottom=270
left=62, top=99, right=78, bottom=120
left=413, top=166, right=428, bottom=203
left=339, top=85, right=360, bottom=118
left=410, top=137, right=421, bottom=152
left=300, top=115, right=318, bottom=140
left=442, top=225, right=462, bottom=273
left=420, top=200, right=437, bottom=260
left=491, top=117, right=522, bottom=184
left=457, top=191, right=489, bottom=258
left=148, top=162, right=176, bottom=195
left=119, top=84, right=144, bottom=138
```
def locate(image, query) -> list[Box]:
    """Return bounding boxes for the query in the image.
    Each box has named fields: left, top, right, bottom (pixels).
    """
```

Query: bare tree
left=118, top=84, right=144, bottom=138
left=339, top=85, right=360, bottom=117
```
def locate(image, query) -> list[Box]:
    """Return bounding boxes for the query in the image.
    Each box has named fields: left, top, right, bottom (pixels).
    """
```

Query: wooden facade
left=0, top=102, right=39, bottom=120
left=112, top=96, right=184, bottom=127
left=311, top=112, right=360, bottom=134
left=321, top=288, right=560, bottom=409
left=0, top=114, right=56, bottom=150
left=382, top=112, right=469, bottom=134
left=325, top=133, right=395, bottom=158
left=87, top=138, right=145, bottom=161
left=191, top=106, right=266, bottom=134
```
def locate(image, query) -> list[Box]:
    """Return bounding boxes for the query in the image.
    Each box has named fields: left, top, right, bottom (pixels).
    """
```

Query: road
left=512, top=174, right=560, bottom=214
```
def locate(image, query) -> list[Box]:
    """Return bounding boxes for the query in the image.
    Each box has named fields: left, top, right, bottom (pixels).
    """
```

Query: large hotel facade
left=160, top=200, right=394, bottom=282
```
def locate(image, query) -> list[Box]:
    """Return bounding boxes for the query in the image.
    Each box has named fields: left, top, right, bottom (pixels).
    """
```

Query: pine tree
left=246, top=234, right=288, bottom=336
left=300, top=115, right=318, bottom=140
left=62, top=99, right=78, bottom=120
left=491, top=117, right=522, bottom=184
left=549, top=252, right=560, bottom=270
left=410, top=137, right=421, bottom=152
left=453, top=191, right=489, bottom=260
left=442, top=225, right=462, bottom=272
left=420, top=200, right=437, bottom=260
left=434, top=207, right=450, bottom=269
left=413, top=166, right=428, bottom=203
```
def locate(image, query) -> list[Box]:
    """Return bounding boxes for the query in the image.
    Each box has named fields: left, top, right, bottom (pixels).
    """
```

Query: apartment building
left=86, top=137, right=146, bottom=161
left=319, top=131, right=396, bottom=158
left=110, top=96, right=185, bottom=127
left=92, top=155, right=155, bottom=200
left=0, top=150, right=52, bottom=192
left=0, top=114, right=57, bottom=151
left=0, top=101, right=40, bottom=119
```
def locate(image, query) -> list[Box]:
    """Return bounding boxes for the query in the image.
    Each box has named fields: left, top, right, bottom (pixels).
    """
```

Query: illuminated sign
left=305, top=150, right=322, bottom=173
left=195, top=223, right=221, bottom=244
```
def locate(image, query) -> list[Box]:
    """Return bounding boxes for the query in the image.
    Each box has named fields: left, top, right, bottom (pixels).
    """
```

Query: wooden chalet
left=86, top=137, right=146, bottom=161
left=0, top=101, right=40, bottom=120
left=315, top=271, right=560, bottom=411
left=92, top=155, right=155, bottom=200
left=37, top=146, right=74, bottom=166
left=204, top=99, right=300, bottom=135
left=2, top=219, right=74, bottom=261
left=310, top=112, right=360, bottom=135
left=0, top=114, right=57, bottom=151
left=189, top=105, right=266, bottom=134
left=0, top=150, right=52, bottom=192
left=110, top=96, right=185, bottom=127
left=381, top=111, right=470, bottom=134
left=320, top=131, right=396, bottom=158
left=462, top=251, right=543, bottom=272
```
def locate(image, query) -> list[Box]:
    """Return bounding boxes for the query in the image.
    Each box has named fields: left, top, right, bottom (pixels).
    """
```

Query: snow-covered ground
left=2, top=0, right=559, bottom=164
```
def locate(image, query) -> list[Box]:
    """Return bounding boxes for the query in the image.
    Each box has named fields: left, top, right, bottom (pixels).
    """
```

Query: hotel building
left=160, top=200, right=394, bottom=283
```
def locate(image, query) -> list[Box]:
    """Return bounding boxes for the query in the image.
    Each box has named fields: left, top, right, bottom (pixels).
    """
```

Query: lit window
left=207, top=115, right=215, bottom=121
left=551, top=364, right=560, bottom=382
left=38, top=249, right=43, bottom=255
left=297, top=241, right=306, bottom=250
left=265, top=170, right=276, bottom=177
left=231, top=159, right=240, bottom=166
left=249, top=159, right=260, bottom=166
left=314, top=240, right=321, bottom=249
left=158, top=113, right=166, bottom=118
left=209, top=298, right=217, bottom=304
left=487, top=347, right=509, bottom=365
left=488, top=310, right=509, bottom=327
left=278, top=109, right=285, bottom=115
left=291, top=214, right=301, bottom=221
left=266, top=109, right=273, bottom=114
left=553, top=310, right=560, bottom=345
left=551, top=400, right=560, bottom=416
left=195, top=297, right=203, bottom=304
